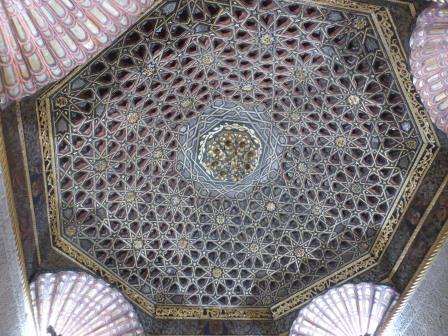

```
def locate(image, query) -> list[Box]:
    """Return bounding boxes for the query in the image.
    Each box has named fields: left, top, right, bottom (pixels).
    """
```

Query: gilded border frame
left=36, top=0, right=438, bottom=321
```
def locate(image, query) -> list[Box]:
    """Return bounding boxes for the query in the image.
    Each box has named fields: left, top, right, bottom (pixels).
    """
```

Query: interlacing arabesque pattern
left=49, top=0, right=420, bottom=309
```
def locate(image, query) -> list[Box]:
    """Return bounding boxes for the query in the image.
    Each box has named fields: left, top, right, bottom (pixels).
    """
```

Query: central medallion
left=178, top=101, right=285, bottom=199
left=198, top=124, right=262, bottom=182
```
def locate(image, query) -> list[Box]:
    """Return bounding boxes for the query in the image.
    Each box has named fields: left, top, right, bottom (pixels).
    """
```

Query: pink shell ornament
left=410, top=3, right=448, bottom=134
left=289, top=283, right=398, bottom=336
left=0, top=0, right=154, bottom=108
left=30, top=271, right=144, bottom=336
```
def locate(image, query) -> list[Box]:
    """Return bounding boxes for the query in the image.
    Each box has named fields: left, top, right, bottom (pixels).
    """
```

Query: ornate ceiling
left=36, top=0, right=438, bottom=325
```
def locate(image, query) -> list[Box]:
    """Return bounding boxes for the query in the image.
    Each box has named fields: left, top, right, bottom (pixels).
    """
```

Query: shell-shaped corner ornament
left=289, top=283, right=398, bottom=336
left=0, top=0, right=155, bottom=109
left=30, top=271, right=144, bottom=336
left=410, top=3, right=448, bottom=134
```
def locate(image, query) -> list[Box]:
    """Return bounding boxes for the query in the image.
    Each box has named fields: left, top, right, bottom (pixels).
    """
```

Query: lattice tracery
left=51, top=0, right=420, bottom=309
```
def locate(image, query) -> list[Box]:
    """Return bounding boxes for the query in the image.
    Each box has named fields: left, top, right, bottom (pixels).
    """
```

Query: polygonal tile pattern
left=39, top=0, right=435, bottom=317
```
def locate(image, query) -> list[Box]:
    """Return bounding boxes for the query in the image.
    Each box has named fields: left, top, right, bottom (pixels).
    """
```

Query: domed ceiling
left=36, top=0, right=438, bottom=326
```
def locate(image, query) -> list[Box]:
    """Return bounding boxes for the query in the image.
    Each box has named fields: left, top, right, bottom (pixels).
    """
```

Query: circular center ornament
left=198, top=124, right=262, bottom=182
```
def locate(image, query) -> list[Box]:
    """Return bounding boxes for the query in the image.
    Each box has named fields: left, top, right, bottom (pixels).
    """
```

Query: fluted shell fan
left=289, top=283, right=398, bottom=336
left=30, top=271, right=143, bottom=336
left=410, top=3, right=448, bottom=134
left=0, top=0, right=155, bottom=108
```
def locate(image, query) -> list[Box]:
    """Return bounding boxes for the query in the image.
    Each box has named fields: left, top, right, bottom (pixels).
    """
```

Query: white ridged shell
left=0, top=0, right=155, bottom=108
left=410, top=4, right=448, bottom=134
left=30, top=271, right=144, bottom=336
left=289, top=283, right=398, bottom=336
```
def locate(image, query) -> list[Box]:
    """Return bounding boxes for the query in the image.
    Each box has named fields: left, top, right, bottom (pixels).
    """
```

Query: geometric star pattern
left=48, top=0, right=421, bottom=309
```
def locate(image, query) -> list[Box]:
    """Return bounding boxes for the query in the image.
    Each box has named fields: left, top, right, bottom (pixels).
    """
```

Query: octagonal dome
left=37, top=0, right=438, bottom=321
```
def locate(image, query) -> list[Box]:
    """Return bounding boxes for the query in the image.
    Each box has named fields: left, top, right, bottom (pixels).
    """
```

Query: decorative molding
left=156, top=305, right=272, bottom=320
